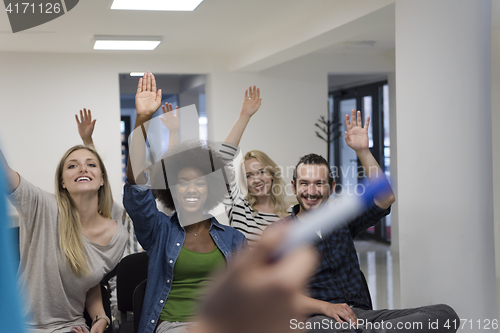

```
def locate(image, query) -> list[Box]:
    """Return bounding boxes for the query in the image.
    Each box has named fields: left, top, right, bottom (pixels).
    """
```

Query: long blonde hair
left=54, top=145, right=112, bottom=276
left=241, top=150, right=288, bottom=218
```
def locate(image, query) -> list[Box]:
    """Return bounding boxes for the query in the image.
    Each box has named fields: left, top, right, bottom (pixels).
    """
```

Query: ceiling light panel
left=93, top=36, right=162, bottom=50
left=111, top=0, right=204, bottom=11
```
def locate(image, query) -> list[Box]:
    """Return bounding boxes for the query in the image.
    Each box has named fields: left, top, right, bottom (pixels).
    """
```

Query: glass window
left=363, top=96, right=373, bottom=148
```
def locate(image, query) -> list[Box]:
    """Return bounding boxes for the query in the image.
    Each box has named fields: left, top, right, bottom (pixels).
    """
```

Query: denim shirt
left=123, top=182, right=247, bottom=333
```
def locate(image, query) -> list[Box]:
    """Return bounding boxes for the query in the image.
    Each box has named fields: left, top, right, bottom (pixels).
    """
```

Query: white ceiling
left=0, top=0, right=398, bottom=71
left=1, top=0, right=497, bottom=73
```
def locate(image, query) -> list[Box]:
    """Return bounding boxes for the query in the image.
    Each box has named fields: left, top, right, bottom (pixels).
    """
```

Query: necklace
left=186, top=222, right=206, bottom=237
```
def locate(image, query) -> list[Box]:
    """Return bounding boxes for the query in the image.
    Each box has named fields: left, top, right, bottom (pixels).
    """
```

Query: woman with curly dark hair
left=123, top=72, right=247, bottom=333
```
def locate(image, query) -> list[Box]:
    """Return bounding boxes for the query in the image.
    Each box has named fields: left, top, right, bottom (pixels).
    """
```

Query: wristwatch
left=92, top=314, right=110, bottom=329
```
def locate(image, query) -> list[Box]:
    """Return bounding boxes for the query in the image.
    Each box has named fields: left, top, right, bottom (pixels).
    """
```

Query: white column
left=395, top=0, right=496, bottom=329
left=387, top=72, right=401, bottom=309
left=388, top=72, right=399, bottom=255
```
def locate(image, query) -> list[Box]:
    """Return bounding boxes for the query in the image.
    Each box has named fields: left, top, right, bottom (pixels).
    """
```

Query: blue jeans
left=306, top=304, right=459, bottom=332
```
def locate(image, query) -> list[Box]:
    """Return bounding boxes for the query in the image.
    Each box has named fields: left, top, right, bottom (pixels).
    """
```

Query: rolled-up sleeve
left=8, top=176, right=57, bottom=237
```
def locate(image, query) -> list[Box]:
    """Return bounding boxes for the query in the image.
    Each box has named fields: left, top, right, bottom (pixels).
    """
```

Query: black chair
left=360, top=271, right=373, bottom=310
left=133, top=279, right=147, bottom=333
left=115, top=252, right=149, bottom=333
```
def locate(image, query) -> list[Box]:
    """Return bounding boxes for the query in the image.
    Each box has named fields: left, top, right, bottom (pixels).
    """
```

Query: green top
left=160, top=246, right=225, bottom=322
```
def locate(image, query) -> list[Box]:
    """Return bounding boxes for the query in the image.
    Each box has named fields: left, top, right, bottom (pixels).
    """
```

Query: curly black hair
left=150, top=141, right=233, bottom=212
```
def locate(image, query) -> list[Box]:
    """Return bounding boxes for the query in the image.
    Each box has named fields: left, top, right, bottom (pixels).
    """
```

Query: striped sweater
left=219, top=143, right=283, bottom=247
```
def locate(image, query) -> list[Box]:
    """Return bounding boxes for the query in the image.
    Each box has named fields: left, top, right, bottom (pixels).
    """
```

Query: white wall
left=0, top=52, right=211, bottom=206
left=395, top=0, right=496, bottom=328
left=0, top=45, right=393, bottom=213
left=207, top=50, right=397, bottom=186
left=0, top=51, right=338, bottom=208
left=0, top=52, right=123, bottom=204
left=208, top=70, right=327, bottom=189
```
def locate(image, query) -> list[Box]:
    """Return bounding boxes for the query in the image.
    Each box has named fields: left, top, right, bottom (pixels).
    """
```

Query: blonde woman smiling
left=223, top=86, right=289, bottom=246
left=2, top=144, right=127, bottom=333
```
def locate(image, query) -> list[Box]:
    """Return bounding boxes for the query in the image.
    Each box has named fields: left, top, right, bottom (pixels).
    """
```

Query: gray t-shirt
left=9, top=176, right=127, bottom=333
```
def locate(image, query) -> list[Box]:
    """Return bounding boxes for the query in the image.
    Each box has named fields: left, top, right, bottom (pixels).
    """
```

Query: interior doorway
left=329, top=80, right=391, bottom=243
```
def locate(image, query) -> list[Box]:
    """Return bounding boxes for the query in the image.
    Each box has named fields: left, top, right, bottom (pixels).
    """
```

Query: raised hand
left=135, top=71, right=162, bottom=118
left=240, top=86, right=261, bottom=119
left=75, top=108, right=96, bottom=146
left=224, top=86, right=262, bottom=146
left=345, top=109, right=369, bottom=152
left=345, top=110, right=395, bottom=209
left=159, top=103, right=180, bottom=132
left=160, top=103, right=180, bottom=149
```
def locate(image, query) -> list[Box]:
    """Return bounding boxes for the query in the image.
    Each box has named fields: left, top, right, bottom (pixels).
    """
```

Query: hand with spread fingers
left=344, top=109, right=395, bottom=209
left=75, top=108, right=96, bottom=147
left=344, top=109, right=370, bottom=153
